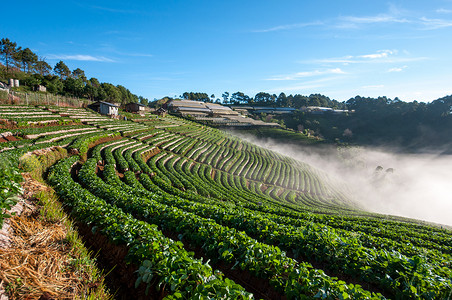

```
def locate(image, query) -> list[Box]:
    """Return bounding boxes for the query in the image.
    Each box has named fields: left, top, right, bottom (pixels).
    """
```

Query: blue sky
left=2, top=0, right=452, bottom=102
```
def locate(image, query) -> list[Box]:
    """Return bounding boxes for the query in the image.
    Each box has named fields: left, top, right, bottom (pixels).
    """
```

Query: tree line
left=0, top=38, right=149, bottom=105
left=220, top=91, right=346, bottom=109
left=181, top=91, right=452, bottom=151
left=268, top=94, right=452, bottom=151
left=180, top=91, right=346, bottom=109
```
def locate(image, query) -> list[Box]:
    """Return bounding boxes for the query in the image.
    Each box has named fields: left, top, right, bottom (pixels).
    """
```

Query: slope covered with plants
left=1, top=104, right=451, bottom=299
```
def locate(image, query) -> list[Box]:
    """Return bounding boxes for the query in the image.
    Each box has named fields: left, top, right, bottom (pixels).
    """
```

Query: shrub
left=0, top=157, right=23, bottom=228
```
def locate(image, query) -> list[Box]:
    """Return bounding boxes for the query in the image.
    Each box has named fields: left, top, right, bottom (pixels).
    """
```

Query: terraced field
left=1, top=104, right=451, bottom=299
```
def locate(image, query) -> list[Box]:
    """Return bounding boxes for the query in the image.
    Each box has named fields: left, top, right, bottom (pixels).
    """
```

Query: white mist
left=231, top=132, right=452, bottom=227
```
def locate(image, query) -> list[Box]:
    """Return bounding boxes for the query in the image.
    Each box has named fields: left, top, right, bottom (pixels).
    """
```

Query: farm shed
left=205, top=104, right=239, bottom=117
left=175, top=106, right=211, bottom=117
left=304, top=106, right=334, bottom=115
left=36, top=85, right=47, bottom=92
left=167, top=100, right=206, bottom=111
left=125, top=102, right=149, bottom=113
left=155, top=107, right=167, bottom=117
left=89, top=101, right=119, bottom=116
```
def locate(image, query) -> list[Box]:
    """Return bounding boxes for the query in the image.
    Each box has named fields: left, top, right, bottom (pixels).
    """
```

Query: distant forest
left=264, top=95, right=452, bottom=152
left=182, top=91, right=452, bottom=152
left=181, top=91, right=347, bottom=109
left=181, top=90, right=452, bottom=151
left=0, top=38, right=149, bottom=105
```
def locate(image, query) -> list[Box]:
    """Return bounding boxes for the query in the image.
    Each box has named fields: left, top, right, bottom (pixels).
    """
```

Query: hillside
left=252, top=95, right=452, bottom=153
left=1, top=104, right=451, bottom=299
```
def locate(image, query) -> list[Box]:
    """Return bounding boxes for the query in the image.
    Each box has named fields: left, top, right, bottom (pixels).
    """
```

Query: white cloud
left=89, top=5, right=142, bottom=14
left=360, top=50, right=395, bottom=59
left=388, top=66, right=408, bottom=72
left=147, top=77, right=174, bottom=81
left=334, top=5, right=452, bottom=31
left=361, top=84, right=385, bottom=90
left=253, top=22, right=322, bottom=33
left=436, top=8, right=452, bottom=14
left=420, top=17, right=452, bottom=29
left=253, top=6, right=452, bottom=34
left=266, top=68, right=345, bottom=81
left=336, top=6, right=409, bottom=29
left=110, top=51, right=154, bottom=58
left=339, top=15, right=409, bottom=25
left=362, top=85, right=384, bottom=89
left=265, top=83, right=323, bottom=93
left=301, top=50, right=427, bottom=65
left=98, top=43, right=153, bottom=58
left=264, top=76, right=342, bottom=93
left=46, top=54, right=115, bottom=62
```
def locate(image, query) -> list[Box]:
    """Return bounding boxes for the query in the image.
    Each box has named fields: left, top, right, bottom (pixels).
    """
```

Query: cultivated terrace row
left=0, top=104, right=451, bottom=299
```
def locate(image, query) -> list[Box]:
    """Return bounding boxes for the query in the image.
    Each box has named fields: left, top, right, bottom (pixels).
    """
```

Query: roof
left=210, top=109, right=239, bottom=115
left=262, top=110, right=294, bottom=114
left=168, top=100, right=206, bottom=108
left=205, top=104, right=232, bottom=110
left=92, top=101, right=119, bottom=107
left=126, top=102, right=147, bottom=107
left=229, top=106, right=253, bottom=110
left=274, top=107, right=296, bottom=111
left=307, top=106, right=333, bottom=111
left=180, top=112, right=208, bottom=117
left=176, top=107, right=211, bottom=113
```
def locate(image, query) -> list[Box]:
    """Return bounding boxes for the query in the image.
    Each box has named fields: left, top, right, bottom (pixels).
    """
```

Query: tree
left=254, top=92, right=275, bottom=105
left=139, top=96, right=149, bottom=106
left=89, top=77, right=99, bottom=87
left=83, top=82, right=97, bottom=100
left=117, top=85, right=135, bottom=104
left=54, top=60, right=71, bottom=79
left=182, top=92, right=210, bottom=102
left=63, top=77, right=84, bottom=97
left=34, top=59, right=52, bottom=75
left=196, top=92, right=210, bottom=102
left=343, top=128, right=353, bottom=138
left=25, top=75, right=41, bottom=90
left=292, top=94, right=308, bottom=108
left=230, top=92, right=250, bottom=104
left=222, top=92, right=229, bottom=103
left=429, top=95, right=452, bottom=117
left=277, top=92, right=287, bottom=106
left=96, top=86, right=107, bottom=101
left=101, top=83, right=121, bottom=103
left=14, top=47, right=38, bottom=73
left=0, top=38, right=19, bottom=72
left=44, top=76, right=63, bottom=94
left=72, top=68, right=87, bottom=82
left=12, top=47, right=23, bottom=71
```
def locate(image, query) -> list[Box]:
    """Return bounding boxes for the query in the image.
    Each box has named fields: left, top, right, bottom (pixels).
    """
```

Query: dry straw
left=0, top=213, right=90, bottom=299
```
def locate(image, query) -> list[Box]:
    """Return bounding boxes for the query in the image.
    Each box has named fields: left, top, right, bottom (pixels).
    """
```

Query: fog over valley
left=233, top=132, right=452, bottom=227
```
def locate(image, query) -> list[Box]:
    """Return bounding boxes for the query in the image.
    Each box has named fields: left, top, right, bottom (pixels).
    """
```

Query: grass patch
left=35, top=190, right=112, bottom=299
left=230, top=127, right=326, bottom=145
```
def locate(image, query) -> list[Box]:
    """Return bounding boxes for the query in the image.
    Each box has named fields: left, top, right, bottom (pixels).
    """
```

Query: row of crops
left=1, top=104, right=451, bottom=299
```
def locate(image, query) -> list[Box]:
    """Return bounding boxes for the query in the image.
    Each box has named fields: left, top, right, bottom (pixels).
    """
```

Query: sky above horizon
left=2, top=0, right=452, bottom=103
